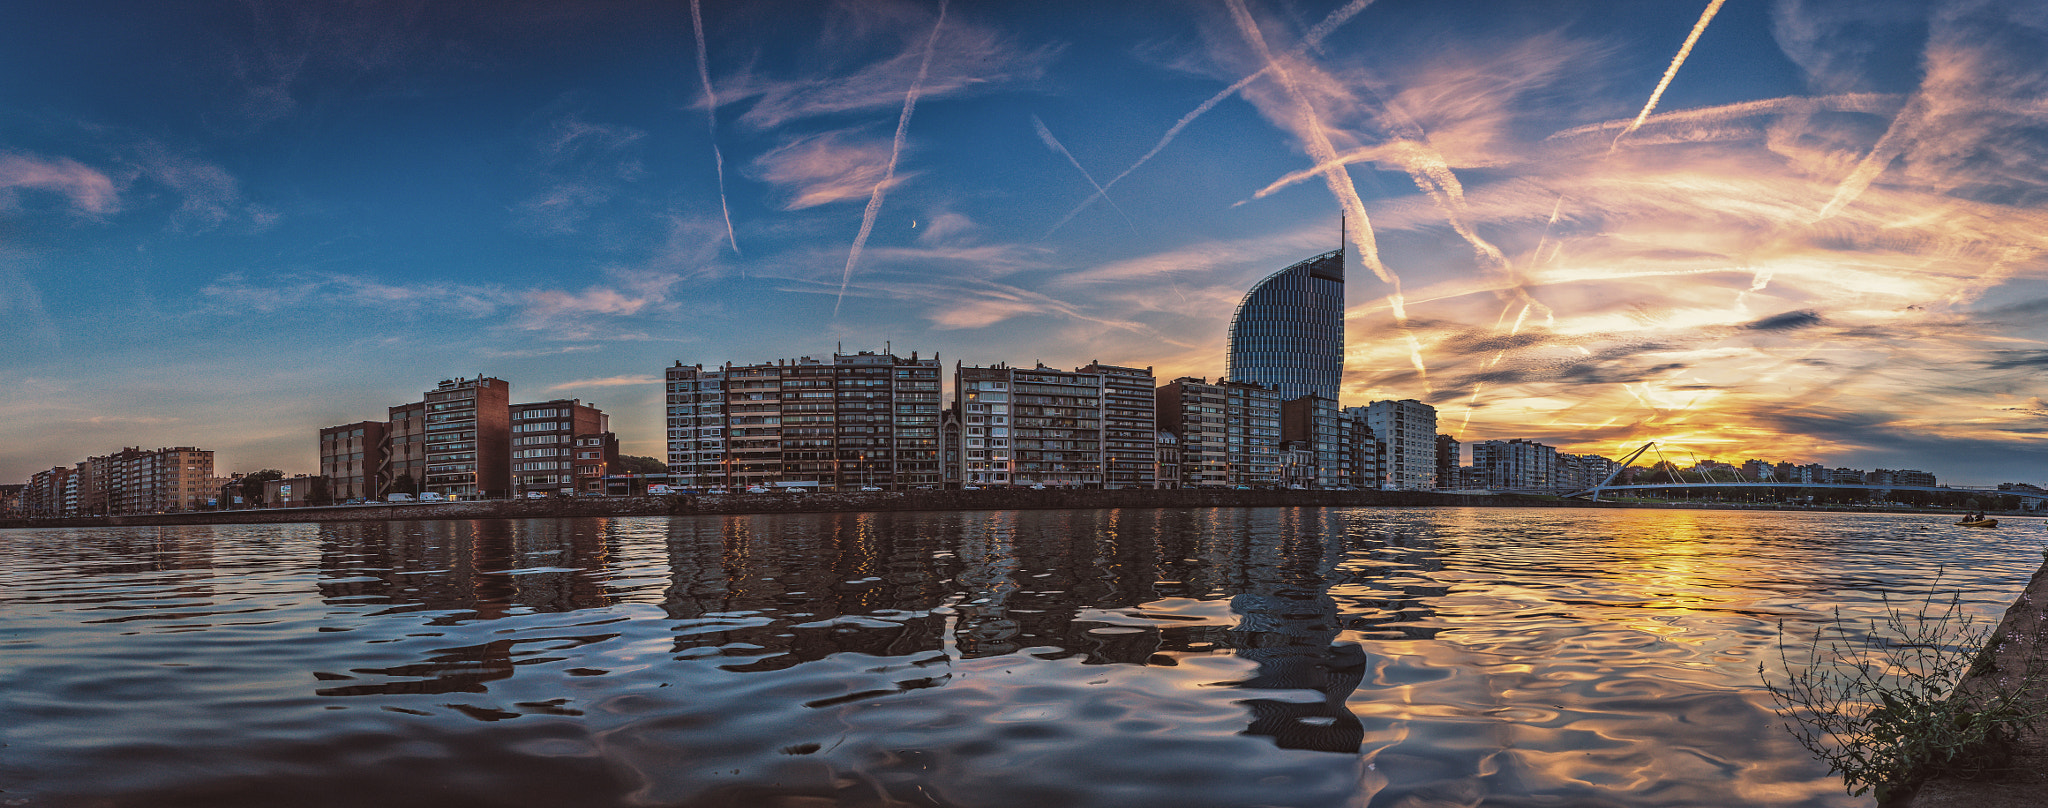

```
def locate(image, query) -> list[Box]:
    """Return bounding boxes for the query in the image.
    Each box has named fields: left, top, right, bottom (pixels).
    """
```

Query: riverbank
left=0, top=487, right=1600, bottom=529
left=4, top=489, right=2039, bottom=530
left=1903, top=555, right=2048, bottom=808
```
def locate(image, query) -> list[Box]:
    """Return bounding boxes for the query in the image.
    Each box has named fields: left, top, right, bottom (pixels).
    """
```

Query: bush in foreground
left=1761, top=577, right=2046, bottom=803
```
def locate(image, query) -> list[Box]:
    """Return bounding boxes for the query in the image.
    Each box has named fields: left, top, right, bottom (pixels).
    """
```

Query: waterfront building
left=1226, top=248, right=1345, bottom=401
left=1742, top=459, right=1775, bottom=481
left=1155, top=431, right=1182, bottom=489
left=262, top=474, right=327, bottom=508
left=385, top=402, right=426, bottom=495
left=1279, top=394, right=1338, bottom=488
left=319, top=421, right=387, bottom=502
left=664, top=351, right=941, bottom=491
left=0, top=483, right=21, bottom=517
left=664, top=363, right=729, bottom=488
left=1157, top=377, right=1228, bottom=488
left=1077, top=361, right=1158, bottom=489
left=1339, top=413, right=1382, bottom=490
left=78, top=446, right=216, bottom=514
left=941, top=405, right=963, bottom=488
left=510, top=399, right=611, bottom=498
left=1351, top=400, right=1437, bottom=490
left=421, top=376, right=512, bottom=499
left=1435, top=435, right=1461, bottom=490
left=1472, top=439, right=1558, bottom=490
left=1868, top=468, right=1937, bottom=487
left=1557, top=453, right=1621, bottom=491
left=958, top=363, right=1104, bottom=488
left=1278, top=442, right=1317, bottom=488
left=1829, top=467, right=1865, bottom=485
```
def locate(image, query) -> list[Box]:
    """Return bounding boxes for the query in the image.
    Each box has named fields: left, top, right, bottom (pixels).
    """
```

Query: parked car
left=704, top=487, right=729, bottom=495
left=525, top=491, right=547, bottom=499
left=745, top=486, right=772, bottom=494
left=419, top=492, right=446, bottom=502
left=646, top=484, right=675, bottom=495
left=859, top=486, right=883, bottom=492
left=962, top=485, right=981, bottom=491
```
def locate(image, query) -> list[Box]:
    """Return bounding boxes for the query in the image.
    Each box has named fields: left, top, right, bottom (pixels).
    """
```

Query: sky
left=3, top=0, right=2046, bottom=486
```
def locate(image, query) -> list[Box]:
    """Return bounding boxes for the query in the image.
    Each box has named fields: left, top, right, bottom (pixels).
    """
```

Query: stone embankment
left=0, top=488, right=1604, bottom=529
left=1904, top=556, right=2048, bottom=808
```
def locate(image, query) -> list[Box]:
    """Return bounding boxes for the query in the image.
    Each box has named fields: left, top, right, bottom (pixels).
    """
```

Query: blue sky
left=4, top=0, right=2046, bottom=486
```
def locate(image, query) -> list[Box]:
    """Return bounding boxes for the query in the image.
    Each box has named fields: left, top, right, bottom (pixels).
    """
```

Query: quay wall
left=0, top=488, right=1605, bottom=529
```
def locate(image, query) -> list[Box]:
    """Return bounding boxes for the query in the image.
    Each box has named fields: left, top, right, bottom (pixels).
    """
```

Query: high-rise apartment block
left=1077, top=362, right=1158, bottom=489
left=1352, top=400, right=1437, bottom=490
left=422, top=376, right=512, bottom=499
left=1157, top=376, right=1282, bottom=488
left=320, top=421, right=387, bottom=502
left=511, top=399, right=611, bottom=497
left=1280, top=394, right=1340, bottom=488
left=1472, top=438, right=1558, bottom=490
left=958, top=363, right=1104, bottom=488
left=663, top=351, right=941, bottom=491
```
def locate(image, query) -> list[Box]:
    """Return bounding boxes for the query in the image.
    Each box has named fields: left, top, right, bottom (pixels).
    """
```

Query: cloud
left=543, top=375, right=660, bottom=393
left=514, top=113, right=648, bottom=234
left=1744, top=309, right=1823, bottom=331
left=720, top=2, right=1057, bottom=130
left=748, top=129, right=909, bottom=211
left=0, top=152, right=119, bottom=214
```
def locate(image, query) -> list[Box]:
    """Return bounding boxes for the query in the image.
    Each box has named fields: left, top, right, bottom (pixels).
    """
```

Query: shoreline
left=2, top=488, right=2037, bottom=530
left=1902, top=555, right=2048, bottom=808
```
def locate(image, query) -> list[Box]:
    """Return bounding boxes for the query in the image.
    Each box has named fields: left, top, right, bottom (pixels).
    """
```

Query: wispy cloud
left=544, top=374, right=661, bottom=393
left=0, top=152, right=119, bottom=215
left=514, top=113, right=648, bottom=235
left=748, top=130, right=908, bottom=211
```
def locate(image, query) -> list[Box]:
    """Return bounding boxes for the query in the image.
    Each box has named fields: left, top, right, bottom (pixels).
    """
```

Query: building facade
left=1352, top=400, right=1437, bottom=490
left=1279, top=394, right=1339, bottom=488
left=422, top=376, right=512, bottom=499
left=958, top=363, right=1106, bottom=488
left=1226, top=249, right=1345, bottom=401
left=510, top=399, right=611, bottom=498
left=664, top=363, right=730, bottom=488
left=319, top=421, right=387, bottom=502
left=1078, top=362, right=1158, bottom=489
left=1472, top=439, right=1559, bottom=490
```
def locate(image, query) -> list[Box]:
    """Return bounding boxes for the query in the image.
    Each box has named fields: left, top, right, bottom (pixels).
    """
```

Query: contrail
left=1032, top=115, right=1137, bottom=234
left=1813, top=93, right=1928, bottom=222
left=1613, top=0, right=1728, bottom=150
left=1046, top=0, right=1377, bottom=235
left=690, top=0, right=739, bottom=255
left=1223, top=0, right=1427, bottom=388
left=836, top=0, right=948, bottom=316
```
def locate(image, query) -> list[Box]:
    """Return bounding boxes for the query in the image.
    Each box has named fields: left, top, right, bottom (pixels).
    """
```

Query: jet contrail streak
left=1224, top=0, right=1426, bottom=388
left=690, top=0, right=739, bottom=255
left=1813, top=93, right=1928, bottom=222
left=1046, top=0, right=1376, bottom=235
left=1033, top=115, right=1137, bottom=234
left=836, top=0, right=949, bottom=316
left=1613, top=0, right=1728, bottom=149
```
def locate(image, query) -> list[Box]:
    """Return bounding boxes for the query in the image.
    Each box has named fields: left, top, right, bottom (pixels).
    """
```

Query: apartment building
left=510, top=399, right=611, bottom=498
left=665, top=351, right=941, bottom=491
left=1077, top=362, right=1157, bottom=489
left=385, top=402, right=426, bottom=494
left=958, top=363, right=1106, bottom=488
left=319, top=421, right=387, bottom=502
left=422, top=376, right=512, bottom=499
left=665, top=363, right=729, bottom=488
left=1278, top=394, right=1337, bottom=488
left=1472, top=438, right=1558, bottom=490
left=1156, top=377, right=1228, bottom=487
left=1352, top=400, right=1437, bottom=490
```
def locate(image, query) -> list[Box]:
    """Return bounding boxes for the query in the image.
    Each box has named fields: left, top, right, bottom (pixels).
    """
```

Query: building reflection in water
left=305, top=509, right=1435, bottom=758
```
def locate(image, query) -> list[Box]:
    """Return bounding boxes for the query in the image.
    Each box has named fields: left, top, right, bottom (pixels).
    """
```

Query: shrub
left=1761, top=578, right=2047, bottom=802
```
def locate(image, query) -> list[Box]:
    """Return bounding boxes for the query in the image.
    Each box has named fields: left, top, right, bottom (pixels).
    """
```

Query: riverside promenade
left=0, top=487, right=1603, bottom=529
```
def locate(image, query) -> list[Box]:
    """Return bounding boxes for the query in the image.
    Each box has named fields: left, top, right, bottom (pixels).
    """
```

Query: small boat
left=1955, top=519, right=1999, bottom=528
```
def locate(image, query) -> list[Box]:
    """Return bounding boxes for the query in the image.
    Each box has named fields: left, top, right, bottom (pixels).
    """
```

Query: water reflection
left=1, top=508, right=2040, bottom=807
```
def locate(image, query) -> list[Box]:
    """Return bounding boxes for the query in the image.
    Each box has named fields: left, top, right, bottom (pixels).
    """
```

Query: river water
left=1, top=507, right=2041, bottom=807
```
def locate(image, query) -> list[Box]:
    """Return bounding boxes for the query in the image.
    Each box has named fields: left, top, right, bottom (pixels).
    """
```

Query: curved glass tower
left=1226, top=249, right=1344, bottom=400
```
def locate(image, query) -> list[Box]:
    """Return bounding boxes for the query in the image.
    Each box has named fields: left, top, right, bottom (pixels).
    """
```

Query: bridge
left=1561, top=442, right=2048, bottom=503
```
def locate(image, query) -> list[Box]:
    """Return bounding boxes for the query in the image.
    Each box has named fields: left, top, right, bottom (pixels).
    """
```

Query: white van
left=419, top=492, right=446, bottom=502
left=386, top=493, right=415, bottom=502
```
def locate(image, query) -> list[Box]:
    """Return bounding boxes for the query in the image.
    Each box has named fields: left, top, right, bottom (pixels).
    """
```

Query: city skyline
left=5, top=0, right=2047, bottom=485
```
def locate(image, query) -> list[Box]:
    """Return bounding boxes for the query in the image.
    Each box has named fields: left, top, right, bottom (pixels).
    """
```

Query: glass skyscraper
left=1226, top=248, right=1345, bottom=400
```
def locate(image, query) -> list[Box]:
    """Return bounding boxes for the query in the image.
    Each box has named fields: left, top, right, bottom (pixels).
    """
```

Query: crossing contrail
left=1046, top=0, right=1377, bottom=236
left=1613, top=0, right=1727, bottom=149
left=1032, top=115, right=1137, bottom=234
left=836, top=0, right=949, bottom=316
left=690, top=0, right=739, bottom=255
left=1224, top=0, right=1428, bottom=389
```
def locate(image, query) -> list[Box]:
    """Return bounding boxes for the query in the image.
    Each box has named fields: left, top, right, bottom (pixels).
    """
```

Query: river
left=1, top=507, right=2041, bottom=807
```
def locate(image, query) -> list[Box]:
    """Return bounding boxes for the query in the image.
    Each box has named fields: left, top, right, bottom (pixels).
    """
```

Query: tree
left=239, top=469, right=285, bottom=508
left=614, top=455, right=666, bottom=475
left=389, top=473, right=420, bottom=496
left=308, top=476, right=333, bottom=506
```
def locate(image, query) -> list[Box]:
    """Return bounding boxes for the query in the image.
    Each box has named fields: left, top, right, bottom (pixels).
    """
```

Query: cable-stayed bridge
left=1554, top=442, right=2048, bottom=503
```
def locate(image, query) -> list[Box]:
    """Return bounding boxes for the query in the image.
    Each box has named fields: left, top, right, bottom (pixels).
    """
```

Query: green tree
left=389, top=473, right=420, bottom=497
left=614, top=455, right=666, bottom=475
left=239, top=469, right=285, bottom=508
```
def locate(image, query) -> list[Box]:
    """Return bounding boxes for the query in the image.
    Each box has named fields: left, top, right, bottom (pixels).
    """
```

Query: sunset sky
left=4, top=0, right=2046, bottom=486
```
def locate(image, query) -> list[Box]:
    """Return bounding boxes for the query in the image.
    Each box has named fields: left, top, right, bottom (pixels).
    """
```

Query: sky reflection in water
left=0, top=507, right=2041, bottom=807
